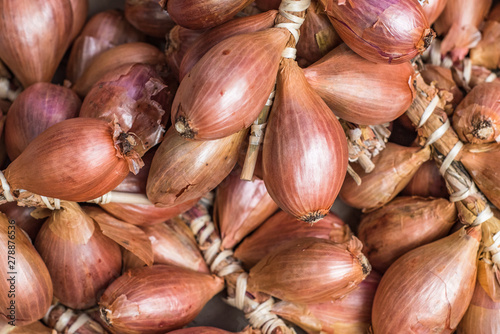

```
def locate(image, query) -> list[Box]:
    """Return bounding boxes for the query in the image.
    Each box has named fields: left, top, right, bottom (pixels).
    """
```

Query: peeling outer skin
left=321, top=0, right=434, bottom=64
left=110, top=119, right=144, bottom=174
left=146, top=127, right=247, bottom=208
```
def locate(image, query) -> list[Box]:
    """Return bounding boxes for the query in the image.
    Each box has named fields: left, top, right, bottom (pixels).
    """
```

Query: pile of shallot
left=0, top=0, right=500, bottom=333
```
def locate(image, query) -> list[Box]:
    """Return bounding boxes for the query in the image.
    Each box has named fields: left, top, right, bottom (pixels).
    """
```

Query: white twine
left=235, top=273, right=249, bottom=310
left=205, top=239, right=222, bottom=266
left=473, top=205, right=493, bottom=226
left=441, top=57, right=453, bottom=69
left=425, top=119, right=450, bottom=146
left=440, top=141, right=464, bottom=176
left=246, top=298, right=294, bottom=334
left=43, top=304, right=58, bottom=324
left=418, top=95, right=440, bottom=128
left=281, top=47, right=297, bottom=59
left=463, top=58, right=472, bottom=85
left=211, top=250, right=235, bottom=273
left=199, top=223, right=215, bottom=245
left=275, top=0, right=311, bottom=59
left=68, top=313, right=92, bottom=334
left=485, top=73, right=497, bottom=83
left=485, top=231, right=500, bottom=266
left=266, top=91, right=275, bottom=106
left=449, top=183, right=477, bottom=202
left=0, top=171, right=14, bottom=202
left=55, top=309, right=74, bottom=332
left=249, top=123, right=267, bottom=146
left=88, top=192, right=113, bottom=204
left=190, top=215, right=211, bottom=235
left=40, top=196, right=61, bottom=210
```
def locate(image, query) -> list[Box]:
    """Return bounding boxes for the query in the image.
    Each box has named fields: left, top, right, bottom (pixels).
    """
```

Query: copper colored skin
left=263, top=59, right=348, bottom=223
left=321, top=0, right=433, bottom=64
left=248, top=237, right=370, bottom=304
left=99, top=264, right=224, bottom=334
left=372, top=227, right=480, bottom=333
left=166, top=0, right=254, bottom=30
left=234, top=210, right=350, bottom=269
left=215, top=170, right=278, bottom=250
left=0, top=214, right=53, bottom=326
left=358, top=197, right=456, bottom=272
left=304, top=44, right=416, bottom=125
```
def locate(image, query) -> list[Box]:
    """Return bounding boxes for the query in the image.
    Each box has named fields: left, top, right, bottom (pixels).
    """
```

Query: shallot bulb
left=320, top=0, right=434, bottom=64
left=3, top=118, right=143, bottom=201
left=372, top=227, right=480, bottom=333
left=99, top=264, right=224, bottom=334
left=5, top=83, right=81, bottom=161
left=263, top=59, right=348, bottom=223
left=171, top=28, right=289, bottom=140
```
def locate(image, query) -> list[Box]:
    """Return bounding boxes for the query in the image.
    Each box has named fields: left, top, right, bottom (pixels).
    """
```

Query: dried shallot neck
left=342, top=121, right=391, bottom=184
left=43, top=302, right=105, bottom=334
left=177, top=198, right=296, bottom=334
left=241, top=0, right=311, bottom=180
left=405, top=73, right=497, bottom=262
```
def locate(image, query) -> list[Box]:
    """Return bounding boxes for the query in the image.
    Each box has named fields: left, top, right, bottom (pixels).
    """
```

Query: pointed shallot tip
left=175, top=117, right=195, bottom=139
left=100, top=307, right=112, bottom=326
left=300, top=211, right=326, bottom=225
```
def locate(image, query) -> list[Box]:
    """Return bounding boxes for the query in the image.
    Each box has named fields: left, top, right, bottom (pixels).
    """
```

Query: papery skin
left=453, top=82, right=500, bottom=144
left=272, top=271, right=381, bottom=334
left=72, top=42, right=165, bottom=97
left=263, top=59, right=348, bottom=223
left=247, top=237, right=371, bottom=304
left=0, top=214, right=53, bottom=326
left=420, top=65, right=464, bottom=108
left=123, top=220, right=209, bottom=273
left=401, top=160, right=448, bottom=198
left=5, top=83, right=81, bottom=161
left=67, top=9, right=145, bottom=83
left=80, top=63, right=174, bottom=156
left=457, top=280, right=500, bottom=333
left=179, top=10, right=278, bottom=81
left=417, top=0, right=448, bottom=24
left=34, top=202, right=122, bottom=309
left=165, top=26, right=206, bottom=80
left=460, top=143, right=500, bottom=209
left=434, top=0, right=492, bottom=60
left=358, top=197, right=456, bottom=272
left=4, top=118, right=141, bottom=201
left=165, top=0, right=254, bottom=30
left=171, top=28, right=289, bottom=140
left=340, top=143, right=431, bottom=210
left=296, top=1, right=342, bottom=68
left=234, top=211, right=351, bottom=269
left=304, top=44, right=416, bottom=125
left=101, top=199, right=198, bottom=226
left=321, top=0, right=433, bottom=64
left=0, top=203, right=42, bottom=241
left=215, top=171, right=278, bottom=250
left=372, top=227, right=480, bottom=333
left=99, top=264, right=224, bottom=334
left=0, top=0, right=73, bottom=87
left=125, top=0, right=175, bottom=38
left=147, top=127, right=247, bottom=207
left=83, top=206, right=154, bottom=267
